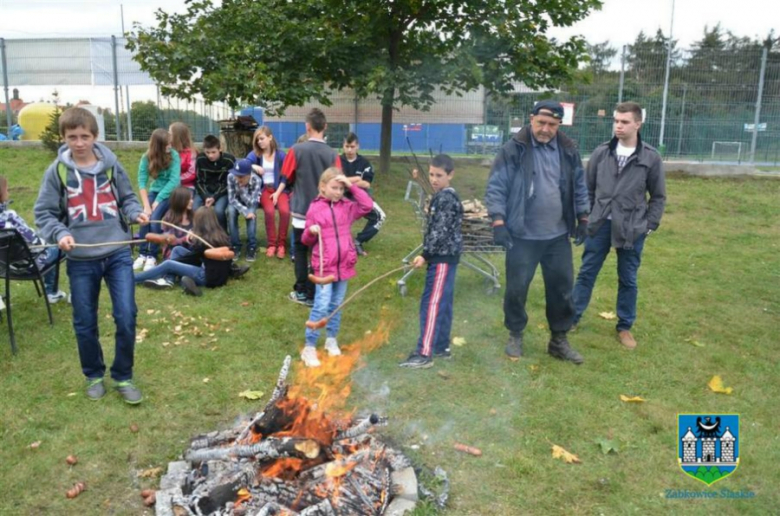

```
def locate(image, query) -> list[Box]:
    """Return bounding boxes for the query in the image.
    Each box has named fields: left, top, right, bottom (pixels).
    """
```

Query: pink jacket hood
left=302, top=184, right=373, bottom=282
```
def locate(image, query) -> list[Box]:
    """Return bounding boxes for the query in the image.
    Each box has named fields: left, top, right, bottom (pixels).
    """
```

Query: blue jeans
left=137, top=191, right=171, bottom=258
left=573, top=220, right=646, bottom=331
left=193, top=194, right=228, bottom=230
left=67, top=248, right=137, bottom=382
left=416, top=263, right=458, bottom=356
left=134, top=245, right=206, bottom=286
left=305, top=280, right=348, bottom=346
left=227, top=206, right=257, bottom=251
left=40, top=247, right=61, bottom=295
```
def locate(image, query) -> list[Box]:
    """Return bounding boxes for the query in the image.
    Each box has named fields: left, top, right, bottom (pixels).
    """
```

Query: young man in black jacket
left=572, top=101, right=666, bottom=349
left=400, top=154, right=463, bottom=369
left=340, top=132, right=386, bottom=256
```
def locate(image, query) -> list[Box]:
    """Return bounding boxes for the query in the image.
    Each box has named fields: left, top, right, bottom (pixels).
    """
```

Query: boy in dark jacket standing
left=572, top=101, right=666, bottom=349
left=34, top=107, right=148, bottom=404
left=340, top=132, right=386, bottom=256
left=400, top=154, right=463, bottom=369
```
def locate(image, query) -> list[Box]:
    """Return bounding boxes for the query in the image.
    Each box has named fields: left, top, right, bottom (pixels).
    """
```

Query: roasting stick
left=30, top=239, right=147, bottom=250
left=308, top=230, right=336, bottom=285
left=305, top=266, right=409, bottom=329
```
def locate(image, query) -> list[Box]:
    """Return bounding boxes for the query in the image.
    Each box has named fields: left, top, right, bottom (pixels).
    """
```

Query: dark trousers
left=67, top=248, right=137, bottom=381
left=573, top=220, right=646, bottom=331
left=504, top=233, right=574, bottom=334
left=292, top=227, right=314, bottom=300
left=356, top=202, right=386, bottom=244
left=416, top=262, right=458, bottom=357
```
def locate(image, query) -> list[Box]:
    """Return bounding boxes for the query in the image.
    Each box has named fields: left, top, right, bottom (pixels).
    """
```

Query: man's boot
left=547, top=332, right=584, bottom=365
left=505, top=332, right=523, bottom=359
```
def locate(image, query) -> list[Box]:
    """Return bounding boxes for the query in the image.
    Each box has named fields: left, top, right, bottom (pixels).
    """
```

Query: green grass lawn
left=0, top=146, right=778, bottom=515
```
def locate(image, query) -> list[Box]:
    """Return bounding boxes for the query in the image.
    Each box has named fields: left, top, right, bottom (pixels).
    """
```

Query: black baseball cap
left=532, top=100, right=564, bottom=120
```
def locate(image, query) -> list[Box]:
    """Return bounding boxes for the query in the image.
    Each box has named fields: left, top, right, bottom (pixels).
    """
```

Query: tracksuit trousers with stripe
left=415, top=262, right=458, bottom=357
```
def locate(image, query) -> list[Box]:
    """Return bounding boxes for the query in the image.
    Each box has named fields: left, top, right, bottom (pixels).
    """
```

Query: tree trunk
left=379, top=101, right=393, bottom=175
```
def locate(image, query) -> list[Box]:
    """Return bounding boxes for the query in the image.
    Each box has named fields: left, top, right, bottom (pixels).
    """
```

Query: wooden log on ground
left=185, top=437, right=322, bottom=463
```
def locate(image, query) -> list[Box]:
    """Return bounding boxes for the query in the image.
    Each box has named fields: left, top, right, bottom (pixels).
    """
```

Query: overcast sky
left=1, top=0, right=777, bottom=105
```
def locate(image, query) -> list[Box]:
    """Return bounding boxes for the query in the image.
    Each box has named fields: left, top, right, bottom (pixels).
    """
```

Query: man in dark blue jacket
left=485, top=100, right=589, bottom=364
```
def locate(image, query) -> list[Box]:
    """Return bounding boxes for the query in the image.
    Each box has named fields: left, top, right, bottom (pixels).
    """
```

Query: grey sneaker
left=505, top=333, right=523, bottom=359
left=143, top=278, right=173, bottom=290
left=547, top=332, right=584, bottom=365
left=181, top=276, right=203, bottom=297
left=85, top=377, right=106, bottom=400
left=399, top=352, right=433, bottom=369
left=115, top=380, right=143, bottom=405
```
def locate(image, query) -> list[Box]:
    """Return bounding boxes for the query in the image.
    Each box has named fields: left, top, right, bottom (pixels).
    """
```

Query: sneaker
left=115, top=380, right=143, bottom=405
left=232, top=247, right=241, bottom=262
left=433, top=348, right=452, bottom=359
left=142, top=256, right=157, bottom=272
left=133, top=255, right=147, bottom=271
left=505, top=333, right=523, bottom=359
left=288, top=291, right=310, bottom=306
left=181, top=276, right=203, bottom=297
left=276, top=246, right=286, bottom=260
left=617, top=330, right=637, bottom=349
left=143, top=278, right=173, bottom=290
left=399, top=352, right=434, bottom=369
left=85, top=377, right=106, bottom=400
left=266, top=246, right=277, bottom=258
left=547, top=332, right=584, bottom=365
left=231, top=264, right=251, bottom=279
left=246, top=248, right=257, bottom=262
left=46, top=290, right=68, bottom=304
left=355, top=241, right=368, bottom=257
left=301, top=346, right=321, bottom=367
left=325, top=337, right=342, bottom=356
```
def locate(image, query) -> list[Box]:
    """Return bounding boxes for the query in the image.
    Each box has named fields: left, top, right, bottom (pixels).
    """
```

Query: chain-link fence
left=3, top=36, right=779, bottom=164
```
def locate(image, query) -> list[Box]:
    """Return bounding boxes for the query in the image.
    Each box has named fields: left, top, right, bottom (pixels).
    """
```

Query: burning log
left=336, top=414, right=379, bottom=441
left=185, top=437, right=322, bottom=463
left=237, top=357, right=292, bottom=443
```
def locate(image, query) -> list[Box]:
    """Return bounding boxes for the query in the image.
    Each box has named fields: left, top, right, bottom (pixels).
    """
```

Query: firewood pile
left=152, top=357, right=445, bottom=516
left=461, top=199, right=501, bottom=251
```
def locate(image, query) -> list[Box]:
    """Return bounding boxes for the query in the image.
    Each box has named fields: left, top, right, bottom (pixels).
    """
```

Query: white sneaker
left=143, top=256, right=158, bottom=272
left=133, top=255, right=147, bottom=271
left=301, top=347, right=321, bottom=367
left=46, top=290, right=68, bottom=304
left=325, top=337, right=342, bottom=356
left=143, top=278, right=173, bottom=290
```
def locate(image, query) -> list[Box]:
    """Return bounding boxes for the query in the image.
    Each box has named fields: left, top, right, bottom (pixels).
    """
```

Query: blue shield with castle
left=678, top=414, right=739, bottom=485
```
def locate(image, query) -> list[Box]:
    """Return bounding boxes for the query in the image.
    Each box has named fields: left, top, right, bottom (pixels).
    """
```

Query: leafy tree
left=127, top=0, right=602, bottom=173
left=586, top=41, right=618, bottom=75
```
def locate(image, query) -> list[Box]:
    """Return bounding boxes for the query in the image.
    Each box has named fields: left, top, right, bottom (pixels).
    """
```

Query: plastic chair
left=0, top=229, right=63, bottom=354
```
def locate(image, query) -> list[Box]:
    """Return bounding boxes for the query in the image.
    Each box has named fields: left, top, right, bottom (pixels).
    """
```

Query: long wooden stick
left=30, top=239, right=147, bottom=250
left=306, top=266, right=409, bottom=329
left=150, top=219, right=214, bottom=249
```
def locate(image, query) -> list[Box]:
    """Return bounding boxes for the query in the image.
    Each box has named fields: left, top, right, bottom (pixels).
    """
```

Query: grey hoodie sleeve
left=34, top=162, right=71, bottom=245
left=645, top=153, right=666, bottom=230
left=112, top=162, right=144, bottom=222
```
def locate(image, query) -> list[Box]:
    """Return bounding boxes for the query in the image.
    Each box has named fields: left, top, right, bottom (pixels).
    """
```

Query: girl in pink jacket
left=300, top=168, right=373, bottom=367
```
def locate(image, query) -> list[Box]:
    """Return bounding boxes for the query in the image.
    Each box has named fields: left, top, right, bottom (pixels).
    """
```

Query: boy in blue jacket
left=400, top=154, right=463, bottom=369
left=34, top=107, right=149, bottom=404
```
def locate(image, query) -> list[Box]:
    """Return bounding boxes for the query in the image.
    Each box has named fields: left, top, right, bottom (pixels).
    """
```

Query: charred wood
left=185, top=437, right=321, bottom=463
left=336, top=414, right=379, bottom=441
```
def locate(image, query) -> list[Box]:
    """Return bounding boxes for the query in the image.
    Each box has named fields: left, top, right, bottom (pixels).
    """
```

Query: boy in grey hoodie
left=34, top=107, right=149, bottom=404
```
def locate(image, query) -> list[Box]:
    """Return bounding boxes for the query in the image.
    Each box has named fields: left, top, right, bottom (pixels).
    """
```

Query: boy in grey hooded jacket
left=34, top=107, right=148, bottom=404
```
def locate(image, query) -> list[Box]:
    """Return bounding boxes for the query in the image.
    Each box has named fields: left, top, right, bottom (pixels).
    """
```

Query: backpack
left=56, top=162, right=130, bottom=232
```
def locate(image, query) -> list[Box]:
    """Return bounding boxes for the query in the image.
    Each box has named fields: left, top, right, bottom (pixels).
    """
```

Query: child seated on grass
left=134, top=207, right=233, bottom=296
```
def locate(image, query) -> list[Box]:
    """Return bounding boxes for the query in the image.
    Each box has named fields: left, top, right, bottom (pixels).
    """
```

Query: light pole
left=658, top=0, right=675, bottom=152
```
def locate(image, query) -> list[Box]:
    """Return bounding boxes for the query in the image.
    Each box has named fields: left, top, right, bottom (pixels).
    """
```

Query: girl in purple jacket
left=300, top=168, right=373, bottom=367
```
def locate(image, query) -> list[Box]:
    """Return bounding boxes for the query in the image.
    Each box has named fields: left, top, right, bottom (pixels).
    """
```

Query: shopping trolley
left=397, top=179, right=503, bottom=297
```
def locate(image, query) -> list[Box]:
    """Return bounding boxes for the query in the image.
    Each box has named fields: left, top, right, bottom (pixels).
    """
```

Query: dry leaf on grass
left=707, top=375, right=733, bottom=394
left=203, top=378, right=210, bottom=384
left=238, top=390, right=265, bottom=400
left=241, top=301, right=250, bottom=307
left=551, top=443, right=581, bottom=464
left=137, top=467, right=163, bottom=478
left=29, top=441, right=41, bottom=449
left=598, top=311, right=617, bottom=320
left=685, top=338, right=705, bottom=347
left=619, top=395, right=646, bottom=403
left=451, top=337, right=466, bottom=347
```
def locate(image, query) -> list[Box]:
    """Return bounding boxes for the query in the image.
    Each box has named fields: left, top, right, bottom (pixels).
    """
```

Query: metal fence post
left=659, top=0, right=675, bottom=150
left=1, top=38, right=12, bottom=133
left=618, top=45, right=626, bottom=104
left=676, top=83, right=687, bottom=157
left=749, top=47, right=768, bottom=163
left=111, top=36, right=122, bottom=141
left=126, top=85, right=133, bottom=140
